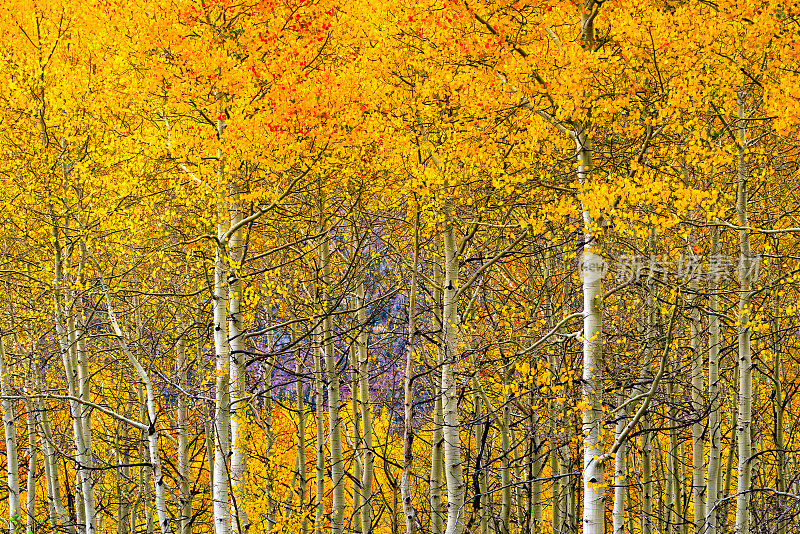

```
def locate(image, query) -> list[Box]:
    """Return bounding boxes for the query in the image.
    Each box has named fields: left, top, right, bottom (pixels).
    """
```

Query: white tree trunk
left=734, top=94, right=753, bottom=534
left=25, top=398, right=37, bottom=534
left=612, top=389, right=627, bottom=534
left=176, top=315, right=192, bottom=534
left=228, top=184, right=250, bottom=534
left=691, top=280, right=706, bottom=533
left=292, top=323, right=308, bottom=534
left=430, top=254, right=445, bottom=534
left=402, top=209, right=420, bottom=534
left=320, top=231, right=345, bottom=534
left=313, top=324, right=326, bottom=534
left=706, top=227, right=721, bottom=534
left=357, top=283, right=374, bottom=534
left=577, top=129, right=605, bottom=534
left=213, top=137, right=232, bottom=534
left=441, top=218, right=464, bottom=534
left=0, top=335, right=21, bottom=527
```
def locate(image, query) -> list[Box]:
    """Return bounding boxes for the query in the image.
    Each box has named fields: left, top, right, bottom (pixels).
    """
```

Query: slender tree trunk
left=357, top=283, right=374, bottom=534
left=734, top=94, right=753, bottom=534
left=25, top=398, right=37, bottom=534
left=313, top=324, right=326, bottom=534
left=441, top=214, right=465, bottom=534
left=612, top=389, right=627, bottom=534
left=228, top=183, right=250, bottom=534
left=0, top=336, right=21, bottom=529
left=642, top=420, right=653, bottom=534
left=402, top=208, right=420, bottom=534
left=430, top=251, right=445, bottom=534
left=212, top=131, right=232, bottom=534
left=351, top=345, right=363, bottom=534
left=577, top=127, right=604, bottom=534
left=176, top=313, right=192, bottom=534
left=706, top=226, right=722, bottom=534
left=772, top=312, right=786, bottom=534
left=667, top=379, right=679, bottom=534
left=101, top=280, right=171, bottom=534
left=318, top=202, right=344, bottom=534
left=691, top=278, right=706, bottom=534
left=294, top=325, right=308, bottom=534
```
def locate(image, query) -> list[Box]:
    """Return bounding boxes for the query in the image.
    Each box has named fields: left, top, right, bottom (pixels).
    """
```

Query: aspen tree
left=706, top=225, right=722, bottom=534
left=430, top=245, right=446, bottom=534
left=25, top=397, right=37, bottom=534
left=356, top=282, right=374, bottom=534
left=229, top=183, right=250, bottom=534
left=734, top=89, right=754, bottom=534
left=212, top=115, right=232, bottom=534
left=317, top=192, right=345, bottom=534
left=287, top=312, right=308, bottom=534
left=313, top=323, right=326, bottom=534
left=0, top=335, right=21, bottom=528
left=402, top=206, right=421, bottom=534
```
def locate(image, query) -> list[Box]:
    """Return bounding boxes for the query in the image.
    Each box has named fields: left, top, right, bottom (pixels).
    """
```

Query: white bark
left=441, top=217, right=464, bottom=534
left=213, top=138, right=232, bottom=534
left=228, top=184, right=250, bottom=534
left=705, top=227, right=721, bottom=534
left=357, top=283, right=374, bottom=534
left=0, top=335, right=21, bottom=528
left=577, top=129, right=605, bottom=534
left=320, top=224, right=345, bottom=534
left=313, top=324, right=326, bottom=534
left=691, top=279, right=706, bottom=533
left=430, top=255, right=445, bottom=534
left=350, top=345, right=362, bottom=534
left=176, top=313, right=192, bottom=534
left=612, top=390, right=627, bottom=534
left=292, top=322, right=308, bottom=534
left=734, top=94, right=753, bottom=534
left=25, top=398, right=37, bottom=534
left=402, top=209, right=420, bottom=534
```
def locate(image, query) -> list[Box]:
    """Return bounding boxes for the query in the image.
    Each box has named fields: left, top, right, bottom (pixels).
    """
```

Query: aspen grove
left=1, top=0, right=800, bottom=534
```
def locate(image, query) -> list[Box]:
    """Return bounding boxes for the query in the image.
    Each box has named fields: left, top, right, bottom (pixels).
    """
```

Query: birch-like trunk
left=691, top=279, right=706, bottom=533
left=350, top=345, right=362, bottom=534
left=577, top=128, right=604, bottom=534
left=734, top=93, right=753, bottom=534
left=357, top=283, right=374, bottom=534
left=500, top=365, right=514, bottom=534
left=318, top=205, right=345, bottom=534
left=25, top=398, right=37, bottom=534
left=612, top=390, right=627, bottom=534
left=705, top=227, right=721, bottom=534
left=212, top=134, right=232, bottom=534
left=402, top=209, right=420, bottom=534
left=294, top=325, right=308, bottom=534
left=176, top=313, right=192, bottom=534
left=441, top=215, right=465, bottom=534
left=430, top=251, right=445, bottom=534
left=228, top=184, right=250, bottom=534
left=313, top=324, right=326, bottom=534
left=0, top=335, right=21, bottom=528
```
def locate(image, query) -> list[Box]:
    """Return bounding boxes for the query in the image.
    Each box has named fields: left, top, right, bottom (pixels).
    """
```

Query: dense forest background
left=1, top=0, right=799, bottom=534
